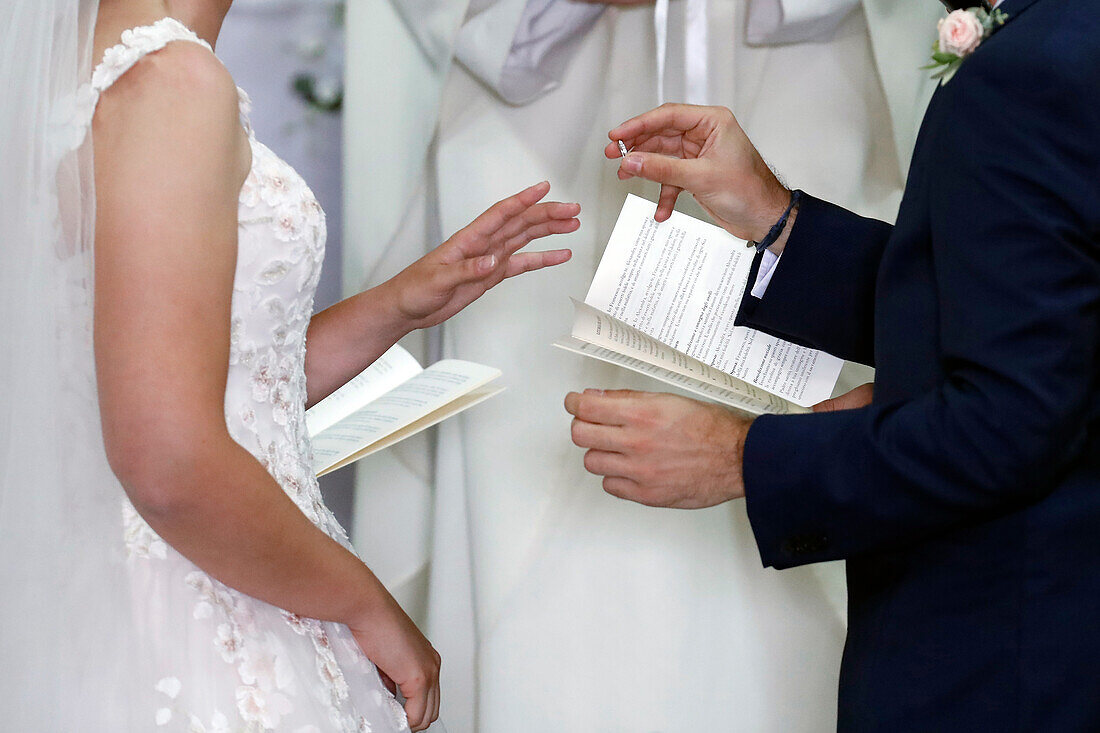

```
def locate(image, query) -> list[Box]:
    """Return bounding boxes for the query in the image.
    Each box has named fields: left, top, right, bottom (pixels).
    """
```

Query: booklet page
left=306, top=344, right=423, bottom=437
left=316, top=385, right=504, bottom=476
left=309, top=360, right=501, bottom=474
left=562, top=299, right=799, bottom=413
left=585, top=195, right=841, bottom=407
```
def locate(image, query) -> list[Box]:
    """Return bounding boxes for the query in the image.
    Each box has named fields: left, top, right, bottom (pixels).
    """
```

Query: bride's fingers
left=503, top=216, right=579, bottom=253
left=494, top=201, right=579, bottom=244
left=444, top=253, right=499, bottom=289
left=469, top=181, right=551, bottom=239
left=427, top=685, right=440, bottom=728
left=502, top=249, right=572, bottom=278
left=406, top=690, right=430, bottom=732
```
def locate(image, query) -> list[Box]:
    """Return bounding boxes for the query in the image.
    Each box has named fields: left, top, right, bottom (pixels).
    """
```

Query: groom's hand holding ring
left=565, top=389, right=751, bottom=508
left=606, top=104, right=793, bottom=251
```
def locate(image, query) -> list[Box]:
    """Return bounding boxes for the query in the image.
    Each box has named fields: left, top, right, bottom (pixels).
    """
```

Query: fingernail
left=479, top=254, right=496, bottom=271
left=622, top=154, right=643, bottom=175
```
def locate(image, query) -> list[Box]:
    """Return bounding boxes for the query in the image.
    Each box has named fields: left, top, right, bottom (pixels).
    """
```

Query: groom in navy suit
left=566, top=0, right=1099, bottom=728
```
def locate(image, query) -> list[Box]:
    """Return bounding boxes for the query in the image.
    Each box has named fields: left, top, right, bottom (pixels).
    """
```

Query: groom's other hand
left=606, top=104, right=790, bottom=247
left=813, top=383, right=874, bottom=413
left=565, top=389, right=752, bottom=508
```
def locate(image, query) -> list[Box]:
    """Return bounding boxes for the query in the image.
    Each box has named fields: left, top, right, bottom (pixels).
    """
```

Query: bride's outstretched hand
left=386, top=181, right=577, bottom=330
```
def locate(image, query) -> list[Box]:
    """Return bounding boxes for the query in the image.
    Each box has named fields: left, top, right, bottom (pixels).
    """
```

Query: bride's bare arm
left=93, top=44, right=439, bottom=730
left=303, top=183, right=579, bottom=406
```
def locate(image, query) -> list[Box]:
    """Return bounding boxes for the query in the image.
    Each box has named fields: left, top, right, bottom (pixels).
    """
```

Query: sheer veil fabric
left=0, top=1, right=156, bottom=727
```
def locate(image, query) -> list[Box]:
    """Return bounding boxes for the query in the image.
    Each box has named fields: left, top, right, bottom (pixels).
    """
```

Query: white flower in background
left=297, top=35, right=327, bottom=60
left=155, top=707, right=173, bottom=726
left=312, top=76, right=342, bottom=108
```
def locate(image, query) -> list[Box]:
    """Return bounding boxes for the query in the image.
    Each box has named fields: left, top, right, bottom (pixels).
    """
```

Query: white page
left=562, top=299, right=802, bottom=414
left=310, top=360, right=501, bottom=475
left=585, top=195, right=841, bottom=407
left=316, top=384, right=505, bottom=476
left=305, top=344, right=423, bottom=437
left=556, top=338, right=791, bottom=415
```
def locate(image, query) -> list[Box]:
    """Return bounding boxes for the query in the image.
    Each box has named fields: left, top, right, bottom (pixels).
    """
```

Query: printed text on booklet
left=555, top=195, right=842, bottom=415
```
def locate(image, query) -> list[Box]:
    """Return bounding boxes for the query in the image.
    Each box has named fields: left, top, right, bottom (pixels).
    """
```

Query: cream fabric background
left=343, top=2, right=943, bottom=731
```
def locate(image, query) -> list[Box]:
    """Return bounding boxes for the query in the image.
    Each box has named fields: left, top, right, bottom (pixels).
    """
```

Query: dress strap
left=60, top=17, right=253, bottom=148
left=89, top=17, right=212, bottom=97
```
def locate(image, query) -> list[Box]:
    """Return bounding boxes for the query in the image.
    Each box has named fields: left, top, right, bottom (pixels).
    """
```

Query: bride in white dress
left=0, top=1, right=579, bottom=730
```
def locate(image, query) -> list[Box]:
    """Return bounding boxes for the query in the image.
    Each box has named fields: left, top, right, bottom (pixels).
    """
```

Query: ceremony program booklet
left=306, top=345, right=503, bottom=476
left=554, top=194, right=843, bottom=416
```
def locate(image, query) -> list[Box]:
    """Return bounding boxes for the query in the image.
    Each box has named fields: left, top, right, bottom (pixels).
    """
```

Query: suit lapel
left=997, top=0, right=1042, bottom=19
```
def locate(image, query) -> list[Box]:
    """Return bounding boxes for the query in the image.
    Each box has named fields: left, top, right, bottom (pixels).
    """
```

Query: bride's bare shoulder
left=93, top=40, right=243, bottom=153
left=92, top=39, right=250, bottom=201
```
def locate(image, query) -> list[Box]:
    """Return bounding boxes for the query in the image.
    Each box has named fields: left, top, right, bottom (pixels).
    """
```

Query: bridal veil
left=0, top=1, right=156, bottom=727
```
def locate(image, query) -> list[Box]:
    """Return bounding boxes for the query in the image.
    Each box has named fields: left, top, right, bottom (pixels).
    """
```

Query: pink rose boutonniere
left=924, top=7, right=1009, bottom=85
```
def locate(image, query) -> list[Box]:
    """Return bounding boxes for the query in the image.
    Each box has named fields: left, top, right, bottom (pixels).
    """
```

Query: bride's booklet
left=554, top=194, right=843, bottom=416
left=306, top=345, right=503, bottom=476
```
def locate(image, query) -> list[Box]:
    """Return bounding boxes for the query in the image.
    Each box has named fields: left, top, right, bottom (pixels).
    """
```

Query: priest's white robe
left=343, top=2, right=943, bottom=731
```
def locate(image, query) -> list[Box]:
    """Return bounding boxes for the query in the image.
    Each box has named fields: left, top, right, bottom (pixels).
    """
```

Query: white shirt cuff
left=750, top=249, right=782, bottom=299
left=746, top=0, right=860, bottom=46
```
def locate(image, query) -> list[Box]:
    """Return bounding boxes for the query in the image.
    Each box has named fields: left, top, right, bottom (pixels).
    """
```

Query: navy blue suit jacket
left=735, top=0, right=1100, bottom=729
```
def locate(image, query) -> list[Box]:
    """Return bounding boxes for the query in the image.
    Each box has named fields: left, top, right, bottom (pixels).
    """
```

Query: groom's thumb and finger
left=618, top=153, right=713, bottom=220
left=565, top=388, right=645, bottom=424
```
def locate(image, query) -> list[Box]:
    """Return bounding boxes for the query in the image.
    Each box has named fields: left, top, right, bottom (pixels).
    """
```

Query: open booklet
left=305, top=345, right=503, bottom=476
left=554, top=194, right=843, bottom=416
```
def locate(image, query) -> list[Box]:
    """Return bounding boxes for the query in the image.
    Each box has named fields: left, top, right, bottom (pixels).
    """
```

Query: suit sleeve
left=734, top=194, right=893, bottom=365
left=743, top=57, right=1100, bottom=569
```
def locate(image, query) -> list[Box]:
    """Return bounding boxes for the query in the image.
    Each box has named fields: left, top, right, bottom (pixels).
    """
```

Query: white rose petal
left=155, top=707, right=172, bottom=726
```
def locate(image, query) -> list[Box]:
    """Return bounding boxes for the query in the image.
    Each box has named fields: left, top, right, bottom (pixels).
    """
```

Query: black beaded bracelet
left=748, top=189, right=802, bottom=254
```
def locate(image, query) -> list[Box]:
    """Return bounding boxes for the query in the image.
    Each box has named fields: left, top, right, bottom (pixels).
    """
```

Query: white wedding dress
left=84, top=18, right=409, bottom=732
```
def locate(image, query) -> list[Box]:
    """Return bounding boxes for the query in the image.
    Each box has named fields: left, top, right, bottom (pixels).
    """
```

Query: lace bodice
left=81, top=18, right=409, bottom=732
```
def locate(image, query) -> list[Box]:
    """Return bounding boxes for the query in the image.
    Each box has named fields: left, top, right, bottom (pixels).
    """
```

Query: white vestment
left=343, top=2, right=943, bottom=731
